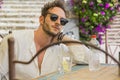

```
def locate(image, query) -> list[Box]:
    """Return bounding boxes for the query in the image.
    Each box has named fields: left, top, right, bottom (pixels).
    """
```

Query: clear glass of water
left=62, top=56, right=72, bottom=73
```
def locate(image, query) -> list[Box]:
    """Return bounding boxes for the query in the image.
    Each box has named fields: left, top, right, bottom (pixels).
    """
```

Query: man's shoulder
left=13, top=30, right=34, bottom=35
left=12, top=30, right=34, bottom=41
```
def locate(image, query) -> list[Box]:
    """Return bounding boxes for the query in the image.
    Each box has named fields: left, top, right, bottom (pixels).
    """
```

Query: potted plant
left=67, top=0, right=118, bottom=44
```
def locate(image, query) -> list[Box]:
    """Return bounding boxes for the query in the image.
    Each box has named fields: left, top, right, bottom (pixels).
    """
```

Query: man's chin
left=48, top=32, right=57, bottom=37
left=51, top=31, right=60, bottom=36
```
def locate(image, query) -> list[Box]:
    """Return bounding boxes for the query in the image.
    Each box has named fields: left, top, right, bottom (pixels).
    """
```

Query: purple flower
left=99, top=3, right=103, bottom=7
left=109, top=17, right=113, bottom=21
left=85, top=16, right=89, bottom=20
left=94, top=25, right=102, bottom=32
left=110, top=7, right=114, bottom=10
left=79, top=26, right=89, bottom=35
left=80, top=28, right=85, bottom=33
left=0, top=0, right=3, bottom=4
left=69, top=0, right=74, bottom=6
left=98, top=34, right=103, bottom=44
left=89, top=1, right=94, bottom=7
left=100, top=11, right=105, bottom=15
left=94, top=24, right=105, bottom=33
left=81, top=18, right=85, bottom=22
left=79, top=26, right=83, bottom=29
left=117, top=4, right=120, bottom=12
left=80, top=28, right=88, bottom=34
left=81, top=16, right=88, bottom=22
left=82, top=8, right=86, bottom=12
left=0, top=0, right=3, bottom=8
left=104, top=3, right=110, bottom=9
left=109, top=16, right=116, bottom=22
left=106, top=25, right=111, bottom=28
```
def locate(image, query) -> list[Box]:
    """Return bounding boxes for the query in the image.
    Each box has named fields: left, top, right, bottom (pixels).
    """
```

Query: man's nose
left=55, top=18, right=61, bottom=25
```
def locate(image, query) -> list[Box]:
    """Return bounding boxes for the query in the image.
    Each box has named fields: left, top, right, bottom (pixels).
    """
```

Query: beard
left=42, top=22, right=58, bottom=37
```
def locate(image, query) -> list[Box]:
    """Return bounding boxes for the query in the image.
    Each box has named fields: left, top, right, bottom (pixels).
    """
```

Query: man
left=0, top=0, right=89, bottom=79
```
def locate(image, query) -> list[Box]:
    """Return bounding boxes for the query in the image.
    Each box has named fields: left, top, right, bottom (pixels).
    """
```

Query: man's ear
left=39, top=16, right=44, bottom=25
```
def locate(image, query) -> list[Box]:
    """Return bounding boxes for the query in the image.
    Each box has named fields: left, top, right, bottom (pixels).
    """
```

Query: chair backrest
left=7, top=39, right=120, bottom=80
left=0, top=34, right=3, bottom=44
left=105, top=28, right=120, bottom=63
left=8, top=37, right=15, bottom=80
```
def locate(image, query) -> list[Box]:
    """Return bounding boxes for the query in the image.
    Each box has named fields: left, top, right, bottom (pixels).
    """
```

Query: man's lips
left=52, top=26, right=60, bottom=31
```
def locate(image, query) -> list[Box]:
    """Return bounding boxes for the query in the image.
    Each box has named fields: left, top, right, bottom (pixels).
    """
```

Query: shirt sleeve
left=68, top=44, right=91, bottom=64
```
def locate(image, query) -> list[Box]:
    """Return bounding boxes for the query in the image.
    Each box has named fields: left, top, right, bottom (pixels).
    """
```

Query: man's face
left=41, top=7, right=68, bottom=36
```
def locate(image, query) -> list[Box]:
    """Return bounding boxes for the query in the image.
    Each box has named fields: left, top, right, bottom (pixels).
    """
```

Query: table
left=33, top=64, right=120, bottom=80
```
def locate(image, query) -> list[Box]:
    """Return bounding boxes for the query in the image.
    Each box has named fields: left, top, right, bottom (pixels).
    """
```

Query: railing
left=8, top=37, right=120, bottom=80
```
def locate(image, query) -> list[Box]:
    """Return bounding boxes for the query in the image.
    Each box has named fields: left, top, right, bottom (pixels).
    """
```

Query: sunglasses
left=47, top=12, right=68, bottom=26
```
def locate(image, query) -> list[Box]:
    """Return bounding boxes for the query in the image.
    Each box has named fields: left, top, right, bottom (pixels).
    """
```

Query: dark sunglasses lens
left=60, top=18, right=68, bottom=26
left=50, top=14, right=58, bottom=21
left=49, top=13, right=68, bottom=26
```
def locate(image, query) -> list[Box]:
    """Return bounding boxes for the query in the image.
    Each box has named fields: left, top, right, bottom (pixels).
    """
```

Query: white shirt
left=0, top=30, right=89, bottom=80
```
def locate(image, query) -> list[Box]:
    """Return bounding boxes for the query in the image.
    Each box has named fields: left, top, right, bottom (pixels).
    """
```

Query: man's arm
left=52, top=32, right=78, bottom=45
left=54, top=32, right=90, bottom=64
